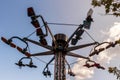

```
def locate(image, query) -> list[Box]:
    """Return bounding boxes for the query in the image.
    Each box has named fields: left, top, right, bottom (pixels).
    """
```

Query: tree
left=91, top=0, right=120, bottom=17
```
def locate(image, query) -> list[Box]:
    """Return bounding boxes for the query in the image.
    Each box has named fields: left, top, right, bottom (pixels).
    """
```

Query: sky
left=0, top=0, right=120, bottom=80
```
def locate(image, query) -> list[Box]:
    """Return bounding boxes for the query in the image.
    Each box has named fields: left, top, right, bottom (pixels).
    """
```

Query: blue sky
left=0, top=0, right=120, bottom=80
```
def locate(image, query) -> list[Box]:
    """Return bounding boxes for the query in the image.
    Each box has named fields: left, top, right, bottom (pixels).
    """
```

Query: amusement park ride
left=1, top=7, right=120, bottom=80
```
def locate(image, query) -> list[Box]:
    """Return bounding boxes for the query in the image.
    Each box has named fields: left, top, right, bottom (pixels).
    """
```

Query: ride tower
left=1, top=7, right=120, bottom=80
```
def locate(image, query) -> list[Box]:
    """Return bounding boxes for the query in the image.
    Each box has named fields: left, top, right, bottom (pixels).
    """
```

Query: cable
left=25, top=25, right=45, bottom=38
left=84, top=30, right=97, bottom=42
left=33, top=56, right=48, bottom=64
left=65, top=59, right=71, bottom=69
left=69, top=59, right=82, bottom=65
left=47, top=22, right=79, bottom=26
left=26, top=30, right=36, bottom=38
left=28, top=46, right=54, bottom=65
left=27, top=42, right=50, bottom=64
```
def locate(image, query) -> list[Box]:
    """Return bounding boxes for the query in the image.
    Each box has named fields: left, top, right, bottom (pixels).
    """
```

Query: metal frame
left=1, top=7, right=120, bottom=80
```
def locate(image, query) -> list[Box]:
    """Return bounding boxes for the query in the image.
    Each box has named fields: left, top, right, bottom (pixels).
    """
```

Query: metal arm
left=39, top=15, right=48, bottom=37
left=23, top=38, right=53, bottom=50
left=43, top=57, right=55, bottom=77
left=66, top=42, right=97, bottom=51
left=30, top=51, right=54, bottom=56
left=67, top=52, right=89, bottom=60
left=65, top=25, right=83, bottom=47
left=89, top=42, right=117, bottom=57
left=65, top=59, right=75, bottom=76
left=10, top=36, right=28, bottom=49
left=40, top=15, right=56, bottom=44
left=44, top=56, right=55, bottom=70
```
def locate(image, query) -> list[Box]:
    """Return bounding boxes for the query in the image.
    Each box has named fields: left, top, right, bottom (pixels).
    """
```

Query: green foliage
left=91, top=0, right=120, bottom=17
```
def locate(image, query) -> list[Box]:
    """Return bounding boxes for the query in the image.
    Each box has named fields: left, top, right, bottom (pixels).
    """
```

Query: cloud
left=108, top=22, right=120, bottom=40
left=72, top=59, right=94, bottom=80
left=72, top=22, right=120, bottom=80
left=96, top=50, right=116, bottom=64
left=98, top=22, right=120, bottom=64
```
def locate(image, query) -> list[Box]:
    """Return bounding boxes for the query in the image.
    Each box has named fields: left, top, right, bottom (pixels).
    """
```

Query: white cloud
left=96, top=50, right=116, bottom=64
left=72, top=22, right=120, bottom=80
left=108, top=22, right=120, bottom=40
left=72, top=59, right=94, bottom=80
left=98, top=22, right=120, bottom=63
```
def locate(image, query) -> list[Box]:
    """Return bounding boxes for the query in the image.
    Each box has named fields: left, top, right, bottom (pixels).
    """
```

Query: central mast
left=53, top=34, right=68, bottom=80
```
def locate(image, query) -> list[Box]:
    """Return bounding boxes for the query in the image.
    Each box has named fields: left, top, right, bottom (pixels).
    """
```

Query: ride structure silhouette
left=1, top=7, right=120, bottom=80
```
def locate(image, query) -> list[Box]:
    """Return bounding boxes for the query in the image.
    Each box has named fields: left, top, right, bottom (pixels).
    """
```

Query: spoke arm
left=66, top=26, right=82, bottom=47
left=67, top=42, right=97, bottom=51
left=40, top=16, right=56, bottom=45
left=30, top=51, right=54, bottom=56
left=67, top=52, right=89, bottom=60
left=44, top=56, right=55, bottom=69
left=23, top=38, right=53, bottom=50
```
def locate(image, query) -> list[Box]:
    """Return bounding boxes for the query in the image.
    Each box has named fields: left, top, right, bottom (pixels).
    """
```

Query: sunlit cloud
left=72, top=22, right=120, bottom=80
left=96, top=50, right=116, bottom=64
left=108, top=22, right=120, bottom=40
left=72, top=59, right=94, bottom=80
left=98, top=22, right=120, bottom=63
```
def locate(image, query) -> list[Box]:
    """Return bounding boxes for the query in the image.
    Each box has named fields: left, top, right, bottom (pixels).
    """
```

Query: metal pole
left=54, top=51, right=66, bottom=80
